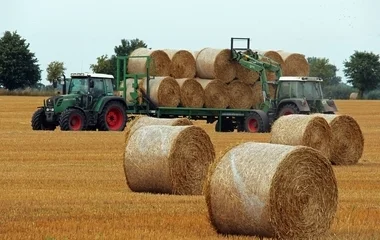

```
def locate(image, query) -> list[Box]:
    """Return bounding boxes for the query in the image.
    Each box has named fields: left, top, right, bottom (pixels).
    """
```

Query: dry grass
left=0, top=96, right=379, bottom=239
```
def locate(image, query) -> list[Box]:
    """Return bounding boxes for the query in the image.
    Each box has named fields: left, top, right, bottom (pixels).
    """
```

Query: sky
left=1, top=0, right=380, bottom=85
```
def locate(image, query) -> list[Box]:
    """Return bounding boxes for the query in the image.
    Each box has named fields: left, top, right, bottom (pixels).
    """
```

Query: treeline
left=1, top=30, right=380, bottom=99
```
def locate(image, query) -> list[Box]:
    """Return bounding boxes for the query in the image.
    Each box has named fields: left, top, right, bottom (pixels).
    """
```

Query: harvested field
left=0, top=96, right=380, bottom=239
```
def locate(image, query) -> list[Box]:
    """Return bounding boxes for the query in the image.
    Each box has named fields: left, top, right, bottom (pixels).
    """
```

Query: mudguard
left=277, top=99, right=310, bottom=113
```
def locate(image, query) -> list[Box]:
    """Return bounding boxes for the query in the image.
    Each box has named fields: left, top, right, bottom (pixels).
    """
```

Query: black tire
left=244, top=112, right=268, bottom=133
left=215, top=118, right=234, bottom=132
left=31, top=108, right=56, bottom=131
left=97, top=101, right=127, bottom=131
left=59, top=108, right=86, bottom=131
left=278, top=104, right=300, bottom=117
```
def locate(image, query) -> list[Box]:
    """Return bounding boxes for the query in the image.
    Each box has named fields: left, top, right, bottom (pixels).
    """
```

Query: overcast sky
left=2, top=0, right=379, bottom=85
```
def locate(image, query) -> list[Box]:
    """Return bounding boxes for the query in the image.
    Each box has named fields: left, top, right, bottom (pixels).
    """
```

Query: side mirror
left=89, top=80, right=94, bottom=88
left=53, top=81, right=57, bottom=88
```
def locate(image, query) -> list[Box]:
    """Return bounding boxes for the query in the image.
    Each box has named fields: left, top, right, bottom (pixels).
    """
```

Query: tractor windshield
left=68, top=78, right=89, bottom=94
left=278, top=81, right=323, bottom=100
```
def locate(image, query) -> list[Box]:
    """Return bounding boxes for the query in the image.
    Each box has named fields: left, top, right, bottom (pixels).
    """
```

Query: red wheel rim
left=283, top=110, right=293, bottom=115
left=248, top=118, right=258, bottom=132
left=106, top=107, right=124, bottom=130
left=70, top=114, right=82, bottom=130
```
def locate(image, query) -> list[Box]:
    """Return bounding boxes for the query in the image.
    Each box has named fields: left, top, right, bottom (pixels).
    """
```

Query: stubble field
left=0, top=96, right=379, bottom=240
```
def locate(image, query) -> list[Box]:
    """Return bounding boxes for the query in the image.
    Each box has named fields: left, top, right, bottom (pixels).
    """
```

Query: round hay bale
left=176, top=78, right=205, bottom=108
left=196, top=78, right=230, bottom=108
left=270, top=114, right=332, bottom=159
left=163, top=49, right=196, bottom=78
left=125, top=116, right=193, bottom=142
left=235, top=63, right=259, bottom=84
left=277, top=51, right=309, bottom=76
left=314, top=114, right=364, bottom=165
left=349, top=92, right=358, bottom=100
left=128, top=48, right=171, bottom=76
left=258, top=50, right=284, bottom=81
left=196, top=48, right=236, bottom=83
left=205, top=142, right=338, bottom=239
left=250, top=82, right=263, bottom=109
left=227, top=80, right=253, bottom=109
left=124, top=125, right=215, bottom=195
left=140, top=76, right=181, bottom=107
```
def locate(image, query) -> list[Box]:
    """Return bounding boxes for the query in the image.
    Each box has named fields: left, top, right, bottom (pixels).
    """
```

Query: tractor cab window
left=105, top=79, right=114, bottom=95
left=92, top=78, right=105, bottom=97
left=68, top=78, right=89, bottom=94
left=303, top=82, right=323, bottom=100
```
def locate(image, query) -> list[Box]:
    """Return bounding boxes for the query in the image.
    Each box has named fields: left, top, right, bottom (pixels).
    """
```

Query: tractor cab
left=274, top=76, right=337, bottom=116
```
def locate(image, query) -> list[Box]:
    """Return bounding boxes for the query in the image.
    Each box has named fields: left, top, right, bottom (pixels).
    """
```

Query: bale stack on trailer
left=163, top=49, right=196, bottom=78
left=276, top=50, right=310, bottom=76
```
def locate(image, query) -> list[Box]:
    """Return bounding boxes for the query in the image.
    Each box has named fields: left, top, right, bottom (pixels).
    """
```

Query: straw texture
left=314, top=114, right=364, bottom=165
left=277, top=51, right=310, bottom=76
left=204, top=142, right=338, bottom=239
left=140, top=76, right=180, bottom=107
left=163, top=49, right=196, bottom=78
left=270, top=114, right=332, bottom=159
left=124, top=125, right=215, bottom=195
left=176, top=78, right=205, bottom=107
left=259, top=50, right=284, bottom=81
left=196, top=48, right=236, bottom=83
left=227, top=80, right=253, bottom=109
left=196, top=78, right=230, bottom=108
left=235, top=63, right=259, bottom=84
left=128, top=48, right=171, bottom=76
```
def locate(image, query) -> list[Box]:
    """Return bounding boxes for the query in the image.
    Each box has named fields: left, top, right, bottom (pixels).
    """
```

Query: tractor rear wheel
left=31, top=108, right=56, bottom=130
left=97, top=101, right=127, bottom=131
left=278, top=104, right=299, bottom=117
left=59, top=108, right=86, bottom=131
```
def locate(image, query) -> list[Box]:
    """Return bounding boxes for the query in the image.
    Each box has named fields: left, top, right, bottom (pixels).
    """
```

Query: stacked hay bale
left=205, top=142, right=338, bottom=239
left=163, top=49, right=196, bottom=78
left=124, top=124, right=215, bottom=195
left=277, top=50, right=310, bottom=76
left=176, top=78, right=205, bottom=108
left=128, top=48, right=171, bottom=76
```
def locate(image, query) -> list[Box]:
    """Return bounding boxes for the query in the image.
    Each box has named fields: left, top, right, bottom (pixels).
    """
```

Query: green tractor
left=31, top=72, right=128, bottom=131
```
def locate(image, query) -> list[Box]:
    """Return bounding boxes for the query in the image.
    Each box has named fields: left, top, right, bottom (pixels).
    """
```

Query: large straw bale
left=258, top=50, right=284, bottom=81
left=196, top=48, right=236, bottom=83
left=128, top=48, right=171, bottom=76
left=176, top=78, right=205, bottom=107
left=270, top=114, right=332, bottom=159
left=205, top=142, right=338, bottom=239
left=163, top=49, right=196, bottom=78
left=125, top=116, right=193, bottom=142
left=277, top=51, right=309, bottom=76
left=124, top=125, right=215, bottom=195
left=250, top=82, right=276, bottom=109
left=235, top=63, right=259, bottom=84
left=314, top=114, right=364, bottom=165
left=349, top=92, right=358, bottom=100
left=227, top=80, right=253, bottom=109
left=140, top=76, right=180, bottom=107
left=196, top=78, right=230, bottom=108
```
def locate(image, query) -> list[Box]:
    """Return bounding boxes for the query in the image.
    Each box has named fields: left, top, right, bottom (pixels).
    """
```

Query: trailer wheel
left=60, top=108, right=86, bottom=131
left=244, top=112, right=268, bottom=133
left=98, top=101, right=127, bottom=131
left=31, top=108, right=56, bottom=131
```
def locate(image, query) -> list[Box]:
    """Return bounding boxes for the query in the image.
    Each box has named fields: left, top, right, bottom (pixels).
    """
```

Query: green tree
left=0, top=31, right=41, bottom=90
left=343, top=51, right=380, bottom=99
left=89, top=55, right=113, bottom=75
left=307, top=57, right=341, bottom=86
left=46, top=61, right=66, bottom=83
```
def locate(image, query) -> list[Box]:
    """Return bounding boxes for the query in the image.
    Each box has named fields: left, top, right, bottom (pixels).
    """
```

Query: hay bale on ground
left=205, top=142, right=338, bottom=239
left=128, top=48, right=171, bottom=76
left=124, top=125, right=215, bottom=195
left=196, top=48, right=236, bottom=83
left=258, top=50, right=285, bottom=81
left=125, top=116, right=193, bottom=142
left=196, top=78, right=230, bottom=108
left=176, top=78, right=205, bottom=108
left=227, top=80, right=253, bottom=109
left=314, top=114, right=364, bottom=165
left=163, top=49, right=196, bottom=78
left=277, top=51, right=309, bottom=76
left=349, top=92, right=358, bottom=100
left=270, top=114, right=332, bottom=159
left=140, top=76, right=181, bottom=107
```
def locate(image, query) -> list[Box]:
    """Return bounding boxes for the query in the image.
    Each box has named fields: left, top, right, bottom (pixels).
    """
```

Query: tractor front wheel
left=59, top=108, right=86, bottom=131
left=98, top=101, right=127, bottom=131
left=31, top=108, right=56, bottom=131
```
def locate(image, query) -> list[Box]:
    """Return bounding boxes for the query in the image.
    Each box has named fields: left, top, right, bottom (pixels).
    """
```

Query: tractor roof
left=278, top=76, right=323, bottom=82
left=70, top=72, right=114, bottom=79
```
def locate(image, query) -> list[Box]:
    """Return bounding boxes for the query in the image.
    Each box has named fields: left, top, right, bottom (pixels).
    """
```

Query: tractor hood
left=45, top=94, right=80, bottom=113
